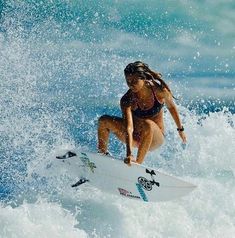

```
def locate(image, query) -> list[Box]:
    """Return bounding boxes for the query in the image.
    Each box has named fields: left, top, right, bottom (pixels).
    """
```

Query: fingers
left=179, top=132, right=187, bottom=143
left=182, top=134, right=187, bottom=143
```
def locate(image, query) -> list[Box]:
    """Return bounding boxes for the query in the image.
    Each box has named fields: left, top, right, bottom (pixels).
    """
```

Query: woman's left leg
left=135, top=119, right=164, bottom=164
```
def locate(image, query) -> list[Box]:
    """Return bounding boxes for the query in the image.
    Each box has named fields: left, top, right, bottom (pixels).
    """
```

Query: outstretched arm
left=123, top=106, right=134, bottom=157
left=163, top=90, right=187, bottom=143
left=120, top=94, right=135, bottom=164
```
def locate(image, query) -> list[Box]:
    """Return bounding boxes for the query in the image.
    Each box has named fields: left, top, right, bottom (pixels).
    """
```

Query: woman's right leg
left=98, top=115, right=127, bottom=153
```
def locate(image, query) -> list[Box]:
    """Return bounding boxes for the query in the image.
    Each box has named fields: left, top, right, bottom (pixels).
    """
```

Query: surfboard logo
left=136, top=183, right=148, bottom=202
left=79, top=152, right=97, bottom=173
left=137, top=169, right=160, bottom=191
left=118, top=188, right=141, bottom=200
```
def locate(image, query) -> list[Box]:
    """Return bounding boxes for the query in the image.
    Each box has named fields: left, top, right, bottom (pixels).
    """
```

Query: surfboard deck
left=54, top=150, right=196, bottom=202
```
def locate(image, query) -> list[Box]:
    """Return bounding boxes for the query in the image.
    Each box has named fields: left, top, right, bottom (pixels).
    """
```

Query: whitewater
left=0, top=1, right=234, bottom=237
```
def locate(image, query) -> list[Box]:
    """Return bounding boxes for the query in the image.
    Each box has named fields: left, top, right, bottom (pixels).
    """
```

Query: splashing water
left=0, top=1, right=235, bottom=237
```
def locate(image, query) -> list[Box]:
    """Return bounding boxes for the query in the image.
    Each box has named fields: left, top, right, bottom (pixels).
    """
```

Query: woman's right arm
left=124, top=106, right=133, bottom=157
left=120, top=94, right=134, bottom=158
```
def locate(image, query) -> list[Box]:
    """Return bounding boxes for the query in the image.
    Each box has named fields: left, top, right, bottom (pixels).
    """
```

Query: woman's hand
left=178, top=131, right=187, bottom=143
left=124, top=155, right=135, bottom=166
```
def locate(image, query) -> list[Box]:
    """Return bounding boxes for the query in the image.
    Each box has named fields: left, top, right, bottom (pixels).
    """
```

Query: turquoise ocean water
left=0, top=1, right=235, bottom=237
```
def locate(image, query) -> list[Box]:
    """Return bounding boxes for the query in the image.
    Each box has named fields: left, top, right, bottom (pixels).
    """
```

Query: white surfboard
left=53, top=150, right=196, bottom=202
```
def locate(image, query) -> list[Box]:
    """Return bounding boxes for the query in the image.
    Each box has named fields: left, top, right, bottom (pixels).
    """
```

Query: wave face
left=0, top=1, right=235, bottom=237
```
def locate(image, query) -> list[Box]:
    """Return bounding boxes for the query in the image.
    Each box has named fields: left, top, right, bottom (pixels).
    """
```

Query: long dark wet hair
left=124, top=61, right=173, bottom=96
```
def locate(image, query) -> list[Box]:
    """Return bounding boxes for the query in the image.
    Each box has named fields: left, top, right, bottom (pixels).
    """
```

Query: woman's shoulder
left=152, top=83, right=172, bottom=101
left=120, top=90, right=135, bottom=107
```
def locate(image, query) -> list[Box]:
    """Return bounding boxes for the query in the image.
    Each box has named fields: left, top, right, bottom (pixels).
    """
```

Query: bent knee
left=98, top=114, right=115, bottom=124
left=142, top=120, right=156, bottom=134
left=150, top=131, right=164, bottom=150
left=98, top=115, right=123, bottom=129
left=149, top=137, right=164, bottom=151
left=98, top=114, right=110, bottom=123
left=98, top=115, right=110, bottom=130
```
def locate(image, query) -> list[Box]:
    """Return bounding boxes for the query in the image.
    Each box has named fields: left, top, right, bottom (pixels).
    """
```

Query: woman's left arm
left=163, top=90, right=187, bottom=143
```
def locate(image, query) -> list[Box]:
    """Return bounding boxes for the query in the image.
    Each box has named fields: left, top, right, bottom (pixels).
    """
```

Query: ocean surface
left=0, top=1, right=234, bottom=237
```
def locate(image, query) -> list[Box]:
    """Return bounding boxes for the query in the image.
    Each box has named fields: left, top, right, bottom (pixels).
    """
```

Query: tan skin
left=98, top=73, right=187, bottom=166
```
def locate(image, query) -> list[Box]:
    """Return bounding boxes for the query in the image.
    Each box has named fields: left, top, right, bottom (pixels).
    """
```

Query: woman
left=98, top=61, right=186, bottom=166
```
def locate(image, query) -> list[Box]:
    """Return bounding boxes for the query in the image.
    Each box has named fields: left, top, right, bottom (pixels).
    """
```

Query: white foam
left=1, top=101, right=235, bottom=237
left=0, top=199, right=88, bottom=238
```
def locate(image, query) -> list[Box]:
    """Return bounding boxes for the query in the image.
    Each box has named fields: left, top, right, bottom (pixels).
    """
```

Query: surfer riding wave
left=97, top=61, right=186, bottom=165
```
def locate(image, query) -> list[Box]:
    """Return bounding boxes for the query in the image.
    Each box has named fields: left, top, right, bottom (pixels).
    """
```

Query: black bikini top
left=132, top=86, right=164, bottom=118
